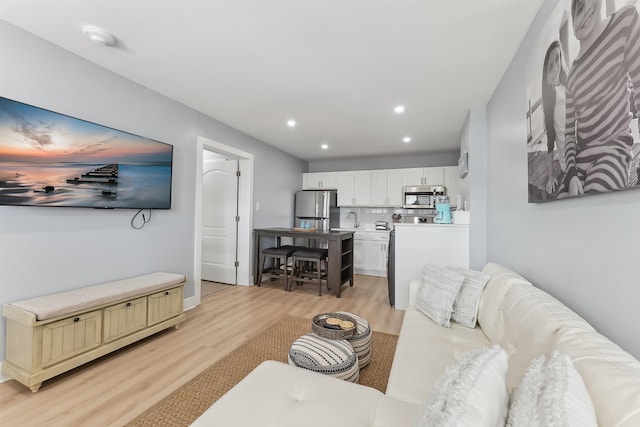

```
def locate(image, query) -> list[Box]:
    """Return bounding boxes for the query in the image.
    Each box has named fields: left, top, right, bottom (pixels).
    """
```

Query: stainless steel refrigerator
left=294, top=190, right=340, bottom=232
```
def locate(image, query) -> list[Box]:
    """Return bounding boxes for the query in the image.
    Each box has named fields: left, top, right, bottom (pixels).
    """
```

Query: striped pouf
left=288, top=333, right=359, bottom=383
left=336, top=311, right=372, bottom=369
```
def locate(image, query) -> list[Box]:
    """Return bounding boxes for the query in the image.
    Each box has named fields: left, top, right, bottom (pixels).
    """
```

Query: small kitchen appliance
left=434, top=196, right=452, bottom=224
left=402, top=185, right=446, bottom=209
left=401, top=216, right=433, bottom=224
left=375, top=221, right=389, bottom=230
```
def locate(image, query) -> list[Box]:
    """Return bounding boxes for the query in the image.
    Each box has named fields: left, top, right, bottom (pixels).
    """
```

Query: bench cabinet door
left=103, top=297, right=148, bottom=343
left=147, top=287, right=183, bottom=326
left=42, top=310, right=102, bottom=368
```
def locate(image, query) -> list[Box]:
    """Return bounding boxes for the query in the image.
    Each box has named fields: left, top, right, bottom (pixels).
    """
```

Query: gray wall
left=0, top=21, right=305, bottom=361
left=460, top=108, right=488, bottom=271
left=308, top=151, right=459, bottom=172
left=483, top=0, right=640, bottom=358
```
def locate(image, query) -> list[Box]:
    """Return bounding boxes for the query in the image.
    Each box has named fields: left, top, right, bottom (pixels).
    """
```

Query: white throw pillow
left=415, top=264, right=465, bottom=327
left=507, top=351, right=597, bottom=427
left=413, top=345, right=509, bottom=427
left=447, top=266, right=490, bottom=328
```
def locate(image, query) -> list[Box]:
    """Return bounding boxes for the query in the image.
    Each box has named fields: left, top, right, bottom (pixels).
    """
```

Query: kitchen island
left=393, top=223, right=469, bottom=309
left=253, top=228, right=354, bottom=297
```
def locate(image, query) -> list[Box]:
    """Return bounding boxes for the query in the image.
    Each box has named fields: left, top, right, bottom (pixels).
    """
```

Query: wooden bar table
left=253, top=228, right=354, bottom=297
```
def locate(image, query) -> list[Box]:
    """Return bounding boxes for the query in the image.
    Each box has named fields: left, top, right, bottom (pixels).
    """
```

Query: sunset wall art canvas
left=0, top=97, right=173, bottom=209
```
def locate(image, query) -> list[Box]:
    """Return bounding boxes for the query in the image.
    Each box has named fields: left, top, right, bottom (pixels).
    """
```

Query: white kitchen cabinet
left=303, top=173, right=321, bottom=189
left=307, top=167, right=460, bottom=208
left=337, top=172, right=355, bottom=206
left=366, top=232, right=389, bottom=276
left=353, top=232, right=367, bottom=270
left=337, top=171, right=371, bottom=206
left=401, top=167, right=444, bottom=186
left=387, top=170, right=403, bottom=206
left=401, top=168, right=424, bottom=186
left=353, top=230, right=389, bottom=277
left=354, top=171, right=371, bottom=206
left=443, top=166, right=462, bottom=207
left=371, top=169, right=402, bottom=207
left=303, top=172, right=337, bottom=189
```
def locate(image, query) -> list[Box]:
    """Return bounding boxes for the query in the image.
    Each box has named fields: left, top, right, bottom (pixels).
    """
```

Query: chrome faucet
left=347, top=211, right=359, bottom=229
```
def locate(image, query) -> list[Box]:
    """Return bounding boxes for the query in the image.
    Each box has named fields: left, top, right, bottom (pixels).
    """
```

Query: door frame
left=194, top=136, right=254, bottom=306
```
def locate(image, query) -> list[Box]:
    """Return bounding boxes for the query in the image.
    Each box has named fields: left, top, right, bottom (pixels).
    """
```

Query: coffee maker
left=434, top=196, right=452, bottom=224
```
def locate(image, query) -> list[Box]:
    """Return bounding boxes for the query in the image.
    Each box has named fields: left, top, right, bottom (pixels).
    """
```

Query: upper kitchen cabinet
left=371, top=169, right=402, bottom=207
left=443, top=166, right=462, bottom=207
left=337, top=171, right=371, bottom=206
left=401, top=167, right=444, bottom=186
left=303, top=172, right=337, bottom=189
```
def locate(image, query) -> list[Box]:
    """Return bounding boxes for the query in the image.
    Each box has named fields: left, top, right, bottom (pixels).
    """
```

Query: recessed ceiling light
left=394, top=105, right=405, bottom=114
left=403, top=137, right=411, bottom=143
left=82, top=25, right=116, bottom=47
left=321, top=143, right=329, bottom=150
left=287, top=119, right=296, bottom=127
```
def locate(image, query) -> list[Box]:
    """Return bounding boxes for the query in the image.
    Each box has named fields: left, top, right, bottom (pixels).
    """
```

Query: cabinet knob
left=165, top=291, right=169, bottom=295
left=126, top=302, right=131, bottom=307
left=74, top=317, right=80, bottom=322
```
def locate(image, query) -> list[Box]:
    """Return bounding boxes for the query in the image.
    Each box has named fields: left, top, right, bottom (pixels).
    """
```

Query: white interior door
left=201, top=158, right=238, bottom=284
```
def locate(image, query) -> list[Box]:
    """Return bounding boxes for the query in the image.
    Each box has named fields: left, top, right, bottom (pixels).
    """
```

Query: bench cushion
left=385, top=305, right=490, bottom=405
left=10, top=272, right=185, bottom=321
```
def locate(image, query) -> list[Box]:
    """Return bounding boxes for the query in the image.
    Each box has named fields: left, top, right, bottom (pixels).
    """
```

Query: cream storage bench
left=2, top=272, right=186, bottom=392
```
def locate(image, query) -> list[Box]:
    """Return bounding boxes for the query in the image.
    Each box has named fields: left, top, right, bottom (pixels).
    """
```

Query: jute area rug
left=128, top=315, right=399, bottom=427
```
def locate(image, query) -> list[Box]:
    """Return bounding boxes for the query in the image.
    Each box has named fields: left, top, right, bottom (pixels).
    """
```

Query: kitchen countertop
left=255, top=227, right=354, bottom=236
left=331, top=228, right=390, bottom=232
left=393, top=223, right=468, bottom=228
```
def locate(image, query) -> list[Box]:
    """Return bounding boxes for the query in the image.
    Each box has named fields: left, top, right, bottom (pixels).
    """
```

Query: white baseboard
left=353, top=268, right=386, bottom=277
left=0, top=362, right=9, bottom=383
left=183, top=296, right=197, bottom=311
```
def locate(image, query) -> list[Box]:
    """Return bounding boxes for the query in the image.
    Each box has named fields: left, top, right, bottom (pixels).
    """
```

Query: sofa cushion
left=386, top=305, right=490, bottom=405
left=447, top=266, right=490, bottom=328
left=478, top=263, right=532, bottom=343
left=498, top=281, right=594, bottom=390
left=413, top=345, right=508, bottom=427
left=415, top=264, right=465, bottom=327
left=507, top=352, right=597, bottom=427
left=552, top=327, right=640, bottom=427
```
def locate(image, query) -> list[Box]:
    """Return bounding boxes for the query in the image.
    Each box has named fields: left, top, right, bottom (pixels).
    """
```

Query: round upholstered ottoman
left=288, top=333, right=359, bottom=383
left=336, top=311, right=372, bottom=369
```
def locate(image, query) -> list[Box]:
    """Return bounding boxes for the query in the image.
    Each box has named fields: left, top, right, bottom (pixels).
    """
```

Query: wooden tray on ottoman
left=312, top=313, right=357, bottom=339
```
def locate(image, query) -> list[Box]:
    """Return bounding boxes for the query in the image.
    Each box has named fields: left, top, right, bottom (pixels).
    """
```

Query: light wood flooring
left=0, top=274, right=404, bottom=427
left=201, top=280, right=233, bottom=297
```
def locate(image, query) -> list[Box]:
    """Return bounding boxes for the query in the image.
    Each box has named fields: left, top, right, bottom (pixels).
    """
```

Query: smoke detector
left=82, top=25, right=116, bottom=47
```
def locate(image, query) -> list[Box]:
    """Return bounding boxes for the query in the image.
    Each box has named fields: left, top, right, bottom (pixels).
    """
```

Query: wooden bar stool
left=257, top=245, right=296, bottom=290
left=291, top=248, right=328, bottom=295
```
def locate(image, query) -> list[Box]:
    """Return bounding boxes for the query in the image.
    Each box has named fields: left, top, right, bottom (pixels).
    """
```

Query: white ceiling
left=0, top=0, right=544, bottom=161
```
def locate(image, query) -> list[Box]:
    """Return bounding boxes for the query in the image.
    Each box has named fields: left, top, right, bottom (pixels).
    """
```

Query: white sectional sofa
left=191, top=263, right=640, bottom=426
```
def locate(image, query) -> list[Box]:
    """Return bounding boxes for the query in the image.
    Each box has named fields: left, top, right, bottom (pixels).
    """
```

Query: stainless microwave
left=402, top=185, right=446, bottom=209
